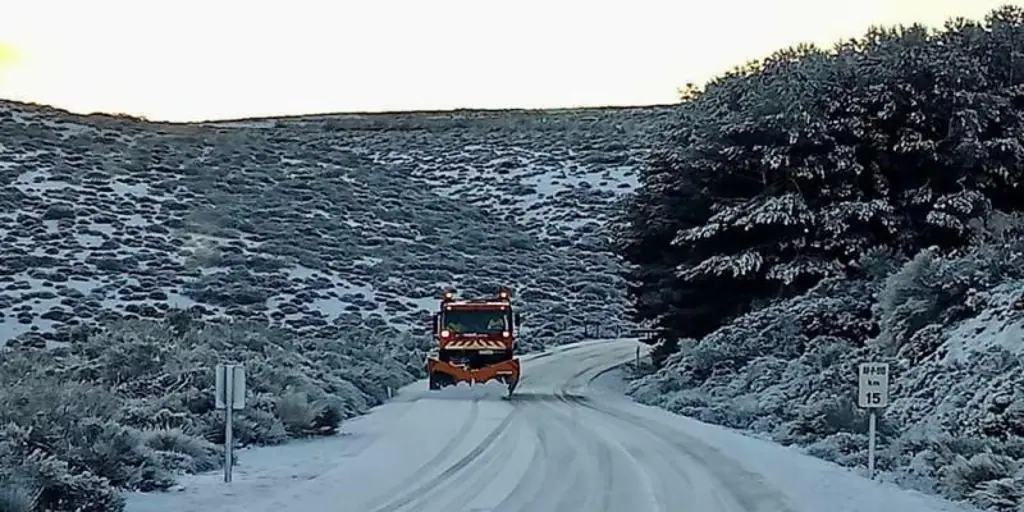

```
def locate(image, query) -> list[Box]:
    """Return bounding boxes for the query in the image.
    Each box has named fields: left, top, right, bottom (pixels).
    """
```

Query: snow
left=618, top=397, right=976, bottom=512
left=943, top=283, right=1024, bottom=363
left=0, top=319, right=58, bottom=348
left=124, top=339, right=977, bottom=512
left=3, top=108, right=97, bottom=139
left=111, top=181, right=152, bottom=197
left=380, top=144, right=641, bottom=243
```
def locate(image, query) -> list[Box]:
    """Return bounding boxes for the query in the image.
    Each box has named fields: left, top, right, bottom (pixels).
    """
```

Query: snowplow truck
left=426, top=287, right=521, bottom=397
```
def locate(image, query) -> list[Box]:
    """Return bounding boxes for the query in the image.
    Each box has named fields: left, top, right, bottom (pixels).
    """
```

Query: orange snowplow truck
left=426, top=286, right=521, bottom=397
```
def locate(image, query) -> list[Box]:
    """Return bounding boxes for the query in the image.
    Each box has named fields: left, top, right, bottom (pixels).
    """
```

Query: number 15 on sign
left=858, top=362, right=889, bottom=408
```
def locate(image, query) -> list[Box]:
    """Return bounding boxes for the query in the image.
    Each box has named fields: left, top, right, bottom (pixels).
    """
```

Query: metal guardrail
left=578, top=323, right=662, bottom=345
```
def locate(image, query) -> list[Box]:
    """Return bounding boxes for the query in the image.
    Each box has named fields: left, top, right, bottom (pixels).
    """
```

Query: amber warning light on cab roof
left=440, top=287, right=512, bottom=304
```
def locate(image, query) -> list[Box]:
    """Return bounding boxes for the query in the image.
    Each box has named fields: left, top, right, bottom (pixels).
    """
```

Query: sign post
left=215, top=364, right=246, bottom=483
left=857, top=362, right=890, bottom=480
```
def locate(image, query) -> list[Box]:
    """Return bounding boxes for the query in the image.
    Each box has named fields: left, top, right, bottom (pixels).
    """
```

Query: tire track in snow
left=542, top=385, right=613, bottom=510
left=558, top=393, right=698, bottom=510
left=485, top=403, right=565, bottom=512
left=410, top=414, right=525, bottom=512
left=488, top=341, right=644, bottom=511
left=567, top=394, right=799, bottom=512
left=527, top=402, right=591, bottom=512
left=549, top=343, right=785, bottom=511
left=555, top=365, right=687, bottom=508
left=558, top=353, right=795, bottom=511
left=369, top=401, right=519, bottom=512
left=550, top=394, right=684, bottom=511
left=566, top=404, right=667, bottom=511
left=553, top=369, right=652, bottom=511
left=360, top=397, right=482, bottom=510
left=488, top=394, right=598, bottom=512
left=546, top=397, right=616, bottom=512
left=488, top=383, right=627, bottom=510
left=487, top=416, right=552, bottom=512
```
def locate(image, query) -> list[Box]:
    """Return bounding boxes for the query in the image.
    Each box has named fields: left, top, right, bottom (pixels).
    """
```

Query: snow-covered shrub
left=875, top=249, right=947, bottom=351
left=276, top=392, right=317, bottom=436
left=0, top=368, right=176, bottom=494
left=969, top=468, right=1024, bottom=512
left=699, top=395, right=761, bottom=430
left=0, top=476, right=40, bottom=512
left=222, top=407, right=291, bottom=447
left=274, top=391, right=342, bottom=437
left=0, top=429, right=125, bottom=512
left=0, top=316, right=423, bottom=511
left=805, top=432, right=871, bottom=468
left=875, top=246, right=1009, bottom=361
left=939, top=453, right=1020, bottom=505
left=142, top=429, right=221, bottom=474
left=782, top=397, right=865, bottom=444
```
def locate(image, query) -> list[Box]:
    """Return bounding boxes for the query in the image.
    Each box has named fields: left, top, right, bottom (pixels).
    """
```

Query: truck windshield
left=442, top=309, right=509, bottom=334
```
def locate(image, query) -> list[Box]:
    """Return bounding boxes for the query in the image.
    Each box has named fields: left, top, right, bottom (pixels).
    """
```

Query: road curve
left=249, top=339, right=799, bottom=512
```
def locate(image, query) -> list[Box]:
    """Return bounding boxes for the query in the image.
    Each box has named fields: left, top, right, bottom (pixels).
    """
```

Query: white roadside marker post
left=857, top=362, right=890, bottom=480
left=215, top=364, right=246, bottom=483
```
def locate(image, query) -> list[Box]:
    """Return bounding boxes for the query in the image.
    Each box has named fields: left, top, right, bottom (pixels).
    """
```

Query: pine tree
left=617, top=6, right=1024, bottom=365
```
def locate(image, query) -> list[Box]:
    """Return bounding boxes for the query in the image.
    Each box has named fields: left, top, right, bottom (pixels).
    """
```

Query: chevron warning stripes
left=444, top=340, right=508, bottom=350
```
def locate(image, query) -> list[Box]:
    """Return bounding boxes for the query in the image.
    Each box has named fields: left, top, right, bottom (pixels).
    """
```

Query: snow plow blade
left=427, top=357, right=520, bottom=397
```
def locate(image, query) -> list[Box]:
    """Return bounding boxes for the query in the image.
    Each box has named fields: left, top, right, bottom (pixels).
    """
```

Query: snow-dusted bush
left=874, top=248, right=989, bottom=360
left=0, top=316, right=424, bottom=511
left=142, top=429, right=221, bottom=474
left=0, top=476, right=40, bottom=512
left=940, top=453, right=1020, bottom=506
left=0, top=427, right=125, bottom=512
left=969, top=467, right=1024, bottom=512
left=275, top=391, right=344, bottom=437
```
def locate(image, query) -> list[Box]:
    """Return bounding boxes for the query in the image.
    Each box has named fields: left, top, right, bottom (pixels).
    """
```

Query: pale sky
left=0, top=0, right=1018, bottom=122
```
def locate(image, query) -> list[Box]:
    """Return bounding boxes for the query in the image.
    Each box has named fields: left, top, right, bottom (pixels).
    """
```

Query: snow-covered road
left=127, top=338, right=977, bottom=512
left=355, top=339, right=796, bottom=512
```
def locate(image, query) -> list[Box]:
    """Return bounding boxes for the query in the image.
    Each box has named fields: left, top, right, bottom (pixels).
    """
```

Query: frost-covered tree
left=617, top=6, right=1024, bottom=362
left=615, top=150, right=722, bottom=364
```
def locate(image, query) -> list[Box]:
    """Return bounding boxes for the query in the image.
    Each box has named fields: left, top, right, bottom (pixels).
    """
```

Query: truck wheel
left=429, top=373, right=441, bottom=390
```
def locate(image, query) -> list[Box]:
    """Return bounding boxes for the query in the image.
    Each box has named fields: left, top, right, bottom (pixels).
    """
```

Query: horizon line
left=0, top=97, right=683, bottom=126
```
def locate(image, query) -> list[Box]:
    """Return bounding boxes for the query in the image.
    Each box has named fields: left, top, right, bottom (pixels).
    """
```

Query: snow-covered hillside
left=0, top=100, right=674, bottom=511
left=0, top=102, right=670, bottom=350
